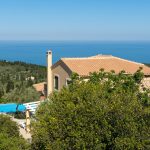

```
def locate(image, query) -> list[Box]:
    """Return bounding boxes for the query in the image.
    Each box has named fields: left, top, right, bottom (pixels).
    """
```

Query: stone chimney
left=47, top=50, right=52, bottom=97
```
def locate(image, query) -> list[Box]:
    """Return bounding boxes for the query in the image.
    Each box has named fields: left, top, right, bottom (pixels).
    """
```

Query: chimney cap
left=47, top=50, right=52, bottom=55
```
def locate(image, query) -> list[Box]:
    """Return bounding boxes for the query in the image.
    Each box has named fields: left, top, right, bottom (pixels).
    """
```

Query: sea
left=0, top=41, right=150, bottom=66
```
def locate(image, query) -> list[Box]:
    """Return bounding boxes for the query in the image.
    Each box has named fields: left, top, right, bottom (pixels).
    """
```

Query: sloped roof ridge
left=113, top=56, right=144, bottom=66
left=61, top=55, right=144, bottom=66
left=61, top=54, right=114, bottom=60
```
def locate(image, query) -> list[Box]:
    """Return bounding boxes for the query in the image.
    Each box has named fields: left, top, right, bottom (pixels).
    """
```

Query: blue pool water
left=0, top=41, right=150, bottom=65
left=0, top=103, right=26, bottom=113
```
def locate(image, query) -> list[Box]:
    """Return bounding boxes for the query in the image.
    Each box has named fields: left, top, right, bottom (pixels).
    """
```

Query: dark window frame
left=54, top=75, right=59, bottom=90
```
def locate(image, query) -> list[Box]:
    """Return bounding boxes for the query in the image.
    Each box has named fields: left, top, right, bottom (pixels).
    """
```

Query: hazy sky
left=0, top=0, right=150, bottom=41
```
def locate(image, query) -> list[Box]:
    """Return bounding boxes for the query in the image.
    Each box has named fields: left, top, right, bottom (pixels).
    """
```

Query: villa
left=47, top=50, right=150, bottom=96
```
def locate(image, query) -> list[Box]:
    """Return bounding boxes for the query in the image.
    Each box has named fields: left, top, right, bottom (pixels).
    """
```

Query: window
left=54, top=75, right=59, bottom=90
left=66, top=78, right=71, bottom=86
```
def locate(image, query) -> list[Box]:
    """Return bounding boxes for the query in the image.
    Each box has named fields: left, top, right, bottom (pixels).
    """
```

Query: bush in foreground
left=32, top=70, right=150, bottom=150
left=0, top=114, right=30, bottom=150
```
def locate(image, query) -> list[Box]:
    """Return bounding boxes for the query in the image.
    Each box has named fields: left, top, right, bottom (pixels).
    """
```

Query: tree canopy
left=32, top=69, right=150, bottom=150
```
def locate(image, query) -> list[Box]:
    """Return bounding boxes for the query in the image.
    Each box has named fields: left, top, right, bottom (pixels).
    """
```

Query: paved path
left=11, top=117, right=31, bottom=140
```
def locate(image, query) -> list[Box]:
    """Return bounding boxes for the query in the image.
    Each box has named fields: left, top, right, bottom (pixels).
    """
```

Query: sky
left=0, top=0, right=150, bottom=41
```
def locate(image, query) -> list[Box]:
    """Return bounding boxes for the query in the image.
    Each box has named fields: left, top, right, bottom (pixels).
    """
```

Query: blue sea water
left=0, top=41, right=150, bottom=66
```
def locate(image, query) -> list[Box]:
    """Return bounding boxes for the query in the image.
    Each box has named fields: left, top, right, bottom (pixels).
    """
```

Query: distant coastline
left=0, top=41, right=150, bottom=65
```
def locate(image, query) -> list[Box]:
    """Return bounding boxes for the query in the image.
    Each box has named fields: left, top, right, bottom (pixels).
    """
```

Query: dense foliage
left=0, top=60, right=46, bottom=103
left=32, top=69, right=150, bottom=150
left=0, top=114, right=30, bottom=150
left=145, top=63, right=150, bottom=67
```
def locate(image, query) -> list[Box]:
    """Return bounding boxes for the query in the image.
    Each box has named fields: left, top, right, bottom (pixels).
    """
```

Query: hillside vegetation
left=0, top=60, right=46, bottom=103
left=145, top=63, right=150, bottom=67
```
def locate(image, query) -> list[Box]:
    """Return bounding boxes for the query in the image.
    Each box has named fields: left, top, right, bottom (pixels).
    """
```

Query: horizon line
left=0, top=39, right=150, bottom=42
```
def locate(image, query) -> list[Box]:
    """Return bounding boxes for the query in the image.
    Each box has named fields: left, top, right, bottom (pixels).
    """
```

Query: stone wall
left=141, top=77, right=150, bottom=89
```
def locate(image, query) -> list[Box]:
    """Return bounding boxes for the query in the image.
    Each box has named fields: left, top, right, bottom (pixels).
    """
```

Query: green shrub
left=32, top=70, right=150, bottom=150
left=0, top=114, right=30, bottom=150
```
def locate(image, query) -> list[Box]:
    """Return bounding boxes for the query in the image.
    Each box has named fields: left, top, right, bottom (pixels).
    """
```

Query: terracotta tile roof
left=33, top=82, right=46, bottom=92
left=60, top=55, right=150, bottom=76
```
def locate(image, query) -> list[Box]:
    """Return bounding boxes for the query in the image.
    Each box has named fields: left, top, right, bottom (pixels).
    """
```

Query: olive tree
left=32, top=70, right=150, bottom=150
